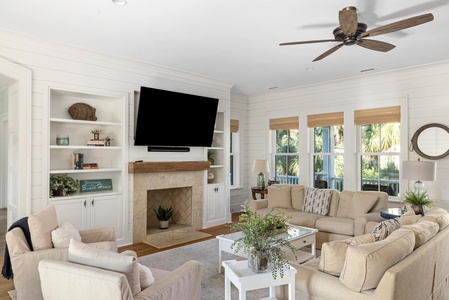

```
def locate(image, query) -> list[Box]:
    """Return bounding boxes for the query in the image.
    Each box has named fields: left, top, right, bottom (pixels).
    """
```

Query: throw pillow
left=267, top=185, right=292, bottom=209
left=28, top=205, right=59, bottom=250
left=398, top=209, right=421, bottom=226
left=69, top=240, right=141, bottom=296
left=370, top=218, right=401, bottom=241
left=302, top=187, right=333, bottom=216
left=51, top=222, right=81, bottom=248
left=121, top=250, right=155, bottom=289
left=291, top=185, right=306, bottom=210
left=319, top=233, right=375, bottom=276
left=346, top=192, right=378, bottom=219
left=339, top=229, right=415, bottom=292
left=402, top=220, right=439, bottom=249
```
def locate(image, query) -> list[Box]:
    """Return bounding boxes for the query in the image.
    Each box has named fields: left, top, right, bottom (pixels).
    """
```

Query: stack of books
left=87, top=138, right=105, bottom=146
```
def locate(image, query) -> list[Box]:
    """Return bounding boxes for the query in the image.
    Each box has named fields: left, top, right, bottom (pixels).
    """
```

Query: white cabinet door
left=90, top=194, right=123, bottom=240
left=52, top=197, right=88, bottom=230
left=51, top=194, right=122, bottom=240
left=205, top=185, right=226, bottom=227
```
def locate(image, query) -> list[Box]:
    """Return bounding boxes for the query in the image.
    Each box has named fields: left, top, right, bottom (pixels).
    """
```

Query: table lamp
left=402, top=159, right=436, bottom=193
left=252, top=159, right=269, bottom=190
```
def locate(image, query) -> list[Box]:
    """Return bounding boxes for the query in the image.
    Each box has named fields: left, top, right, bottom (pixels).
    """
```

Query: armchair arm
left=354, top=212, right=385, bottom=236
left=39, top=259, right=133, bottom=300
left=134, top=260, right=201, bottom=300
left=79, top=227, right=116, bottom=243
left=249, top=199, right=268, bottom=212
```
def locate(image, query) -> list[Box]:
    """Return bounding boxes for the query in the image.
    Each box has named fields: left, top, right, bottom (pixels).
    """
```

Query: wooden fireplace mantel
left=128, top=161, right=210, bottom=173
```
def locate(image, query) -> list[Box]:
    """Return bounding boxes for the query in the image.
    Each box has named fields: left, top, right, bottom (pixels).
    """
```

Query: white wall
left=233, top=61, right=449, bottom=211
left=0, top=28, right=232, bottom=243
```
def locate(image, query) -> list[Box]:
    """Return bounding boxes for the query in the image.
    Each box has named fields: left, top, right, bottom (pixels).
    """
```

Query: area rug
left=138, top=238, right=270, bottom=299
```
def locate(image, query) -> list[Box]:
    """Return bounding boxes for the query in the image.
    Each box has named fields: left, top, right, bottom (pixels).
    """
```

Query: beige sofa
left=249, top=184, right=388, bottom=248
left=277, top=207, right=449, bottom=300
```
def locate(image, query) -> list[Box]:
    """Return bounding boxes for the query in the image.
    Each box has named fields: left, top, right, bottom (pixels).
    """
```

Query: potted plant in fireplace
left=230, top=201, right=297, bottom=279
left=154, top=205, right=174, bottom=229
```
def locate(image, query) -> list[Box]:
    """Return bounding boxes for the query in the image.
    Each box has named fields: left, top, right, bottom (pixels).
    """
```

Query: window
left=355, top=106, right=401, bottom=197
left=309, top=112, right=344, bottom=190
left=230, top=118, right=240, bottom=188
left=270, top=116, right=299, bottom=184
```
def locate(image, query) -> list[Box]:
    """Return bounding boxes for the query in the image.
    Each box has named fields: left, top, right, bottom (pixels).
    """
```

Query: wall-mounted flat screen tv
left=134, top=86, right=219, bottom=148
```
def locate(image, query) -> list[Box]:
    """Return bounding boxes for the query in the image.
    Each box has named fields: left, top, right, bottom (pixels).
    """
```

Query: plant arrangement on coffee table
left=402, top=190, right=434, bottom=215
left=49, top=174, right=79, bottom=197
left=230, top=201, right=297, bottom=279
left=154, top=205, right=174, bottom=229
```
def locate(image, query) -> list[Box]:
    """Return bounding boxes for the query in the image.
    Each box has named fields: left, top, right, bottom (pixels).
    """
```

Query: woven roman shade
left=230, top=119, right=239, bottom=133
left=354, top=106, right=400, bottom=125
left=269, top=116, right=299, bottom=130
left=308, top=112, right=344, bottom=127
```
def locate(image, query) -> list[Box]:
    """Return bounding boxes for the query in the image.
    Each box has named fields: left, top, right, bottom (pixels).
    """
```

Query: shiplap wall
left=231, top=60, right=449, bottom=211
left=0, top=29, right=232, bottom=244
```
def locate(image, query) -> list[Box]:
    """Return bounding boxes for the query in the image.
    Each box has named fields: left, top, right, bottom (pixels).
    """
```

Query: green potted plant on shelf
left=90, top=129, right=103, bottom=140
left=154, top=205, right=174, bottom=229
left=230, top=201, right=297, bottom=279
left=402, top=190, right=434, bottom=215
left=49, top=174, right=79, bottom=197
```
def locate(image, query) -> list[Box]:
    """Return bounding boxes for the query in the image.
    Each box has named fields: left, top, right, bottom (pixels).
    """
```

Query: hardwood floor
left=0, top=213, right=240, bottom=300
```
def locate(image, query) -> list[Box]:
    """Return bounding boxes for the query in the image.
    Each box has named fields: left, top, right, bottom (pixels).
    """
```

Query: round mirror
left=411, top=123, right=449, bottom=160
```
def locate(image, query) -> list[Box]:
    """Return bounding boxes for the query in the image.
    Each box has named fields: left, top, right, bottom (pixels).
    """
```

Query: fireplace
left=129, top=161, right=210, bottom=246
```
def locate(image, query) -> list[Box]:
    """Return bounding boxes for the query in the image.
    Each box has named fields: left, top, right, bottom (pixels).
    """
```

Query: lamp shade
left=252, top=159, right=269, bottom=173
left=402, top=160, right=436, bottom=181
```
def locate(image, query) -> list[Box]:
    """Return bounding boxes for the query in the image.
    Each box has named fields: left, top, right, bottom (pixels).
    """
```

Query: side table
left=251, top=186, right=268, bottom=200
left=380, top=207, right=403, bottom=219
left=222, top=259, right=296, bottom=300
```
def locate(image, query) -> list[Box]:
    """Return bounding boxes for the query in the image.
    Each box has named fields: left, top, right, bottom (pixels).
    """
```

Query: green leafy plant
left=49, top=174, right=79, bottom=197
left=402, top=190, right=434, bottom=207
left=153, top=205, right=174, bottom=221
left=207, top=151, right=215, bottom=165
left=229, top=201, right=297, bottom=279
left=90, top=129, right=103, bottom=134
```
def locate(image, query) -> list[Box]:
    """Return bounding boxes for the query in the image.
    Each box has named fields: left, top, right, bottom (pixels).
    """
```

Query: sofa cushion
left=51, top=222, right=81, bottom=248
left=421, top=207, right=449, bottom=231
left=288, top=211, right=325, bottom=228
left=336, top=191, right=353, bottom=217
left=28, top=205, right=59, bottom=250
left=399, top=209, right=422, bottom=225
left=291, top=185, right=306, bottom=210
left=328, top=190, right=340, bottom=217
left=315, top=217, right=354, bottom=236
left=346, top=192, right=378, bottom=219
left=68, top=239, right=141, bottom=296
left=402, top=220, right=439, bottom=249
left=339, top=228, right=415, bottom=292
left=370, top=218, right=401, bottom=241
left=267, top=185, right=292, bottom=209
left=319, top=233, right=375, bottom=276
left=303, top=187, right=333, bottom=215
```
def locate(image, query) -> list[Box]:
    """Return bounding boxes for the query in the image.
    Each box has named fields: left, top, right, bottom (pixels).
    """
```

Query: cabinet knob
left=92, top=199, right=94, bottom=207
left=83, top=200, right=86, bottom=207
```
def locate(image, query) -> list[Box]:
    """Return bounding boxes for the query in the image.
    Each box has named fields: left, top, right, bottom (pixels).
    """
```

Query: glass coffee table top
left=220, top=224, right=316, bottom=242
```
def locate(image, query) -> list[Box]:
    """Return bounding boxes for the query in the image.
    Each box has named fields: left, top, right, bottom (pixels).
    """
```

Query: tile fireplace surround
left=129, top=161, right=210, bottom=245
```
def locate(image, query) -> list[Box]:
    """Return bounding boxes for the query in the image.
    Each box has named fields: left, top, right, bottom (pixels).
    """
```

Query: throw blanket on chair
left=1, top=217, right=33, bottom=279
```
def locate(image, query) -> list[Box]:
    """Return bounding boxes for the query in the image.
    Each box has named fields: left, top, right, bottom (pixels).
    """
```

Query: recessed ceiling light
left=305, top=68, right=314, bottom=71
left=112, top=0, right=127, bottom=5
left=360, top=68, right=375, bottom=73
left=268, top=86, right=278, bottom=90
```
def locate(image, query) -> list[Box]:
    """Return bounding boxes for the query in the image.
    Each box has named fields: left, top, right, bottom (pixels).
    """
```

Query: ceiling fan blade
left=360, top=13, right=434, bottom=38
left=357, top=39, right=396, bottom=52
left=312, top=43, right=344, bottom=62
left=339, top=7, right=358, bottom=36
left=279, top=39, right=339, bottom=46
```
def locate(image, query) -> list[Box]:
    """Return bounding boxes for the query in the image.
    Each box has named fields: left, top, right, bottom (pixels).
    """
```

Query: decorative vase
left=159, top=220, right=169, bottom=229
left=248, top=248, right=270, bottom=273
left=208, top=172, right=215, bottom=183
left=93, top=133, right=100, bottom=140
left=105, top=141, right=111, bottom=147
left=51, top=188, right=64, bottom=197
left=411, top=204, right=424, bottom=215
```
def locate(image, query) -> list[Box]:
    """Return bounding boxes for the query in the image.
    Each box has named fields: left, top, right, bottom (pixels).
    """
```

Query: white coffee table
left=216, top=224, right=318, bottom=273
left=222, top=259, right=297, bottom=300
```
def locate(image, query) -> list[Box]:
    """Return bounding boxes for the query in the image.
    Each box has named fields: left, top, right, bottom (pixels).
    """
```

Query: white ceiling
left=1, top=0, right=449, bottom=95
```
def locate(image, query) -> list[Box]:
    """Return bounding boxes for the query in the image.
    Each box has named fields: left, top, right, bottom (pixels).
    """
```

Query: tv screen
left=134, top=86, right=219, bottom=148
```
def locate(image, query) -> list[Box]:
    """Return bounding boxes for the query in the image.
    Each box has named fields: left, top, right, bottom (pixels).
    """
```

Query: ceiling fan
left=280, top=6, right=434, bottom=62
